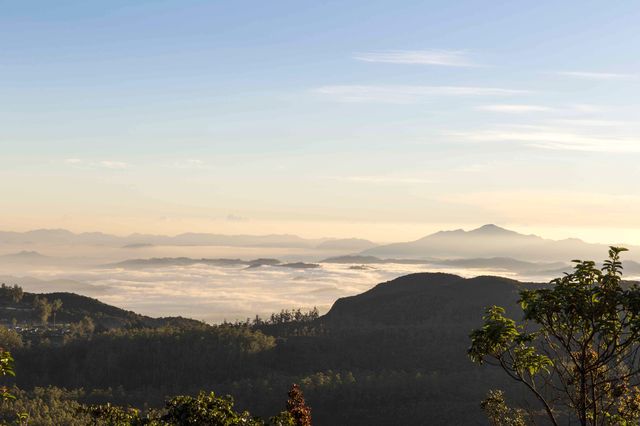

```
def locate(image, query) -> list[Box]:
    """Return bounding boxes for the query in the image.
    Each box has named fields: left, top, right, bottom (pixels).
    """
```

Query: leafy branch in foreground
left=84, top=384, right=310, bottom=425
left=0, top=348, right=15, bottom=401
left=470, top=247, right=640, bottom=425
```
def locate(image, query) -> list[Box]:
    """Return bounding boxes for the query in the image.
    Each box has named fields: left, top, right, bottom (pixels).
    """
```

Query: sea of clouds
left=0, top=261, right=530, bottom=323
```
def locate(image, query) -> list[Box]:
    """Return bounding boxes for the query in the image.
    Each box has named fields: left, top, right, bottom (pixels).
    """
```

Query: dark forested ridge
left=0, top=290, right=204, bottom=330
left=1, top=273, right=548, bottom=425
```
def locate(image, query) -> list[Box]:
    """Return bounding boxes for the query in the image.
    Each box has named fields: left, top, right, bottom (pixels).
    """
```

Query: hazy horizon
left=1, top=222, right=640, bottom=247
left=3, top=1, right=640, bottom=248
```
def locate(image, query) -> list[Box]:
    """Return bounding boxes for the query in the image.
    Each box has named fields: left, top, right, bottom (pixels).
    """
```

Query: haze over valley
left=2, top=224, right=638, bottom=322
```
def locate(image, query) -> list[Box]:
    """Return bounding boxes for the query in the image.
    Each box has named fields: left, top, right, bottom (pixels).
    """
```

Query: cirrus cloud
left=448, top=127, right=640, bottom=153
left=314, top=85, right=530, bottom=103
left=554, top=71, right=637, bottom=80
left=354, top=49, right=479, bottom=67
left=476, top=104, right=556, bottom=113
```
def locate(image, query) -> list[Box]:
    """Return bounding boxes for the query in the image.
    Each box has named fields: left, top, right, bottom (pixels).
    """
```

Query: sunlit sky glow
left=2, top=1, right=640, bottom=244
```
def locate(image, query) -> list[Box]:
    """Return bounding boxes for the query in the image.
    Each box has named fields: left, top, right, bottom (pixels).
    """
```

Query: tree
left=0, top=327, right=22, bottom=351
left=469, top=247, right=640, bottom=425
left=286, top=384, right=312, bottom=426
left=67, top=316, right=95, bottom=340
left=32, top=296, right=52, bottom=325
left=51, top=298, right=63, bottom=327
left=480, top=390, right=527, bottom=426
left=161, top=391, right=261, bottom=425
left=0, top=284, right=23, bottom=304
left=0, top=349, right=15, bottom=401
left=9, top=285, right=22, bottom=303
left=83, top=403, right=144, bottom=425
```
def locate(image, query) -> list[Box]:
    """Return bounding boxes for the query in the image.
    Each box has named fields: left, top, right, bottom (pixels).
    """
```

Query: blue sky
left=2, top=1, right=640, bottom=242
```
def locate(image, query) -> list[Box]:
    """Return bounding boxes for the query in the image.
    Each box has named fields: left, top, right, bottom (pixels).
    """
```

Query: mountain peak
left=467, top=224, right=520, bottom=236
left=0, top=250, right=48, bottom=259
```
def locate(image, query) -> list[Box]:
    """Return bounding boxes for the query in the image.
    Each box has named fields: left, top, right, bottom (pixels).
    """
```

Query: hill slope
left=0, top=291, right=204, bottom=330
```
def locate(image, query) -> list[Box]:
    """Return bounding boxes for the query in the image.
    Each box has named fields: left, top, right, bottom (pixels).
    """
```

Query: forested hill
left=0, top=290, right=205, bottom=330
left=325, top=272, right=544, bottom=326
left=4, top=272, right=553, bottom=425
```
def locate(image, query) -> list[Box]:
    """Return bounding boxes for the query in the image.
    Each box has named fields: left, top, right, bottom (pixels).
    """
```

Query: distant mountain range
left=0, top=229, right=376, bottom=251
left=1, top=225, right=637, bottom=267
left=360, top=224, right=634, bottom=262
left=0, top=250, right=49, bottom=261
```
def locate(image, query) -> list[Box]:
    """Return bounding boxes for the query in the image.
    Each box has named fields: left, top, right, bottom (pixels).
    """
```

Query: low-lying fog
left=0, top=250, right=560, bottom=323
left=5, top=263, right=439, bottom=323
left=2, top=238, right=633, bottom=323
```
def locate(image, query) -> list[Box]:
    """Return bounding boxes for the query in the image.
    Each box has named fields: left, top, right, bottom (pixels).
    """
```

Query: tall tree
left=51, top=299, right=63, bottom=327
left=469, top=247, right=640, bottom=425
left=32, top=297, right=51, bottom=326
left=9, top=285, right=22, bottom=304
left=287, top=384, right=312, bottom=426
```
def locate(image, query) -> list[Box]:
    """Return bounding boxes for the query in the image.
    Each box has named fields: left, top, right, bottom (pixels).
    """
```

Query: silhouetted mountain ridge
left=362, top=224, right=629, bottom=262
left=324, top=272, right=543, bottom=327
left=0, top=229, right=377, bottom=251
left=0, top=291, right=205, bottom=330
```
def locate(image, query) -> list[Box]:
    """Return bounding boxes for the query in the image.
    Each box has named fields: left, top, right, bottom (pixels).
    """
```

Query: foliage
left=0, top=327, right=23, bottom=352
left=234, top=308, right=322, bottom=338
left=470, top=247, right=640, bottom=425
left=286, top=385, right=311, bottom=426
left=268, top=411, right=295, bottom=426
left=0, top=284, right=23, bottom=304
left=86, top=389, right=304, bottom=426
left=0, top=349, right=15, bottom=401
left=32, top=297, right=52, bottom=325
left=50, top=299, right=63, bottom=327
left=480, top=390, right=527, bottom=426
left=67, top=316, right=95, bottom=339
left=160, top=391, right=261, bottom=425
left=0, top=387, right=94, bottom=426
left=83, top=402, right=146, bottom=425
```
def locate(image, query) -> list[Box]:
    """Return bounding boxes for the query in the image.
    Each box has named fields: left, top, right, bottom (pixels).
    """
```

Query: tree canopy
left=470, top=247, right=640, bottom=425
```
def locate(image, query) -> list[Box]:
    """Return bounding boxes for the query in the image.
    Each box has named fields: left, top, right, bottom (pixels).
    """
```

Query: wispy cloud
left=354, top=49, right=478, bottom=67
left=550, top=119, right=630, bottom=127
left=554, top=71, right=636, bottom=80
left=314, top=85, right=529, bottom=103
left=99, top=161, right=128, bottom=169
left=476, top=104, right=555, bottom=113
left=227, top=214, right=249, bottom=222
left=64, top=158, right=129, bottom=169
left=327, top=175, right=434, bottom=184
left=449, top=128, right=640, bottom=153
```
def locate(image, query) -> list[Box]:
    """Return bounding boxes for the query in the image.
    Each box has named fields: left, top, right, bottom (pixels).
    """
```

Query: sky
left=2, top=0, right=640, bottom=244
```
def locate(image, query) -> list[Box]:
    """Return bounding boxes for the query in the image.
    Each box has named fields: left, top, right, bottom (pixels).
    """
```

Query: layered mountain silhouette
left=0, top=229, right=376, bottom=251
left=1, top=225, right=635, bottom=270
left=0, top=250, right=49, bottom=262
left=361, top=224, right=627, bottom=262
